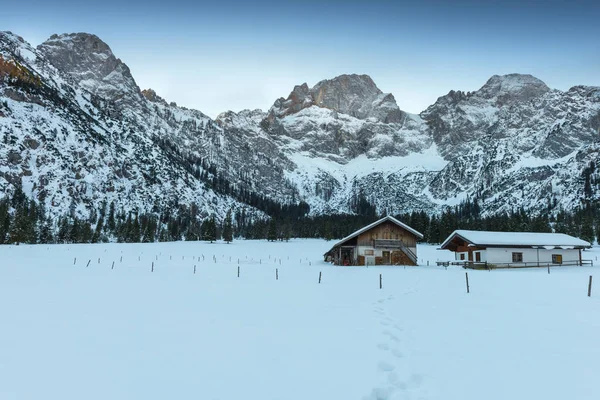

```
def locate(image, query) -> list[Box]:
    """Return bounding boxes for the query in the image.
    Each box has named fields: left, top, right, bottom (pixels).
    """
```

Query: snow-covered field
left=1, top=240, right=599, bottom=400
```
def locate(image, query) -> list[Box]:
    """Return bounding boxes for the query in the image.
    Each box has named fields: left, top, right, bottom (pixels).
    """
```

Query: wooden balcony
left=373, top=239, right=405, bottom=249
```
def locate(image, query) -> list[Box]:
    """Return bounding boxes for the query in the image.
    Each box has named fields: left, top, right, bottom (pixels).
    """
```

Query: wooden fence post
left=588, top=275, right=593, bottom=297
left=151, top=262, right=154, bottom=272
left=86, top=260, right=91, bottom=267
left=548, top=264, right=550, bottom=274
left=276, top=268, right=278, bottom=280
left=194, top=265, right=196, bottom=274
left=465, top=272, right=470, bottom=293
left=238, top=266, right=240, bottom=278
left=111, top=261, right=114, bottom=270
left=319, top=271, right=322, bottom=284
left=379, top=274, right=382, bottom=289
left=73, top=257, right=76, bottom=265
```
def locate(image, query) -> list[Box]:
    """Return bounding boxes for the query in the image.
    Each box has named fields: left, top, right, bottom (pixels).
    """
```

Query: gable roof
left=325, top=216, right=423, bottom=254
left=440, top=230, right=591, bottom=250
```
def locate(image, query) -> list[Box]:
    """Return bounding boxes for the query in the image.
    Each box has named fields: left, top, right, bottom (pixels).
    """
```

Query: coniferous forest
left=1, top=184, right=599, bottom=246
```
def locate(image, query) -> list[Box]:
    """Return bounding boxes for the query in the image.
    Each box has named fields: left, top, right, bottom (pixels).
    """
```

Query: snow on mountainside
left=221, top=72, right=600, bottom=216
left=2, top=31, right=600, bottom=221
left=0, top=32, right=264, bottom=221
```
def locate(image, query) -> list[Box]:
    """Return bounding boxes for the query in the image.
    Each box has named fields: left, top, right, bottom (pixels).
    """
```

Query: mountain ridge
left=2, top=31, right=600, bottom=225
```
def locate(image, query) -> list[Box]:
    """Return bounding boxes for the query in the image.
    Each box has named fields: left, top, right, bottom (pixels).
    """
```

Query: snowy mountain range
left=1, top=31, right=600, bottom=221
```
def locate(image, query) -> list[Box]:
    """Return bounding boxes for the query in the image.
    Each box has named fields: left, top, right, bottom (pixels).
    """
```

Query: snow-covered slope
left=0, top=32, right=267, bottom=220
left=2, top=31, right=600, bottom=220
left=423, top=76, right=600, bottom=213
left=220, top=73, right=600, bottom=215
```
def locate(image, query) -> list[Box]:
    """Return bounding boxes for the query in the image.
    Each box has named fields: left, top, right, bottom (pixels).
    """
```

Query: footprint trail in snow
left=364, top=294, right=430, bottom=400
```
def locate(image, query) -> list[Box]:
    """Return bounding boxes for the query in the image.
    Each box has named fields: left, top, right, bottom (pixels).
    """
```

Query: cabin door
left=365, top=256, right=376, bottom=266
left=382, top=251, right=391, bottom=264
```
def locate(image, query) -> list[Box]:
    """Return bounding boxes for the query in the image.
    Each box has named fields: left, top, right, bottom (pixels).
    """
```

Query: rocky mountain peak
left=310, top=74, right=402, bottom=122
left=0, top=31, right=36, bottom=64
left=37, top=32, right=142, bottom=103
left=476, top=73, right=550, bottom=104
left=0, top=31, right=26, bottom=47
left=263, top=74, right=403, bottom=132
left=142, top=88, right=168, bottom=105
left=311, top=74, right=380, bottom=104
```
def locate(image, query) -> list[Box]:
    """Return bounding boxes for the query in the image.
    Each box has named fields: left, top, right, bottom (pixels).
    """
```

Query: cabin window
left=552, top=254, right=563, bottom=264
left=475, top=252, right=481, bottom=262
left=512, top=252, right=523, bottom=263
left=460, top=253, right=465, bottom=260
left=364, top=250, right=374, bottom=256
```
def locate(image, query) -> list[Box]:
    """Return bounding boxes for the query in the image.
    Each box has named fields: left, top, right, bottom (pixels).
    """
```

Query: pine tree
left=93, top=215, right=104, bottom=243
left=223, top=210, right=233, bottom=243
left=0, top=198, right=10, bottom=244
left=57, top=217, right=70, bottom=243
left=9, top=200, right=29, bottom=244
left=324, top=221, right=333, bottom=241
left=580, top=217, right=595, bottom=244
left=107, top=201, right=116, bottom=232
left=207, top=216, right=217, bottom=243
left=129, top=214, right=141, bottom=243
left=39, top=217, right=54, bottom=243
left=267, top=218, right=277, bottom=242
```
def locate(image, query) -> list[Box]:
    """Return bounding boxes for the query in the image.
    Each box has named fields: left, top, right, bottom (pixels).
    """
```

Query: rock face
left=38, top=33, right=143, bottom=105
left=264, top=74, right=402, bottom=127
left=229, top=72, right=600, bottom=216
left=0, top=31, right=265, bottom=222
left=141, top=88, right=168, bottom=105
left=2, top=30, right=600, bottom=222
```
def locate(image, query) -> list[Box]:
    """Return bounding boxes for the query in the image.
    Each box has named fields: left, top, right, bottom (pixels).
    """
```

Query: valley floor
left=0, top=240, right=599, bottom=400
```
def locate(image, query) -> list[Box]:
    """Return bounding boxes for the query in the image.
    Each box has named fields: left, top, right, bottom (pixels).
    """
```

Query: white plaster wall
left=473, top=250, right=486, bottom=262
left=358, top=246, right=378, bottom=257
left=485, top=248, right=580, bottom=264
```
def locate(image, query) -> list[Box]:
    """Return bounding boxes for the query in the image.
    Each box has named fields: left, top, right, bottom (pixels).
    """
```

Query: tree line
left=1, top=188, right=599, bottom=245
left=242, top=197, right=600, bottom=245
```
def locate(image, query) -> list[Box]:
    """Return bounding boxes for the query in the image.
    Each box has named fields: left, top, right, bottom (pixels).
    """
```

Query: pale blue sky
left=5, top=0, right=600, bottom=117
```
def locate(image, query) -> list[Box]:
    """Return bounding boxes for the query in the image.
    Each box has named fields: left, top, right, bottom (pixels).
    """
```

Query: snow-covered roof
left=441, top=230, right=591, bottom=249
left=325, top=216, right=423, bottom=254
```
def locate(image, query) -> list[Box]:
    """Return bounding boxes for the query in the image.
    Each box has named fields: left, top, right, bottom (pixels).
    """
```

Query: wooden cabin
left=323, top=216, right=423, bottom=266
left=440, top=230, right=591, bottom=268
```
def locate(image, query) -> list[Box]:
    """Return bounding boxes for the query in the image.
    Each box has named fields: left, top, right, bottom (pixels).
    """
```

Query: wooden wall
left=357, top=221, right=418, bottom=247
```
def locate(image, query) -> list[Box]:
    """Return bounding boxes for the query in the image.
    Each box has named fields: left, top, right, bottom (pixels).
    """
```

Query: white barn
left=440, top=230, right=591, bottom=268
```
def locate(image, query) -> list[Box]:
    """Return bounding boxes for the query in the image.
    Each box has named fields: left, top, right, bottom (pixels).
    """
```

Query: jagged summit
left=2, top=30, right=600, bottom=221
left=0, top=31, right=26, bottom=45
left=264, top=73, right=402, bottom=127
left=141, top=88, right=168, bottom=105
left=477, top=73, right=550, bottom=103
left=37, top=32, right=142, bottom=103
